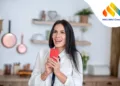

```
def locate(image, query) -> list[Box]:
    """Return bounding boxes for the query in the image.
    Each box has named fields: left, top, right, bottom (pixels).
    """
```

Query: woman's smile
left=52, top=24, right=66, bottom=49
left=54, top=39, right=63, bottom=44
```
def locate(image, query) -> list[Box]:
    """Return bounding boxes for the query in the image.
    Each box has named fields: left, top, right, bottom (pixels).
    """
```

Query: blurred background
left=0, top=0, right=120, bottom=86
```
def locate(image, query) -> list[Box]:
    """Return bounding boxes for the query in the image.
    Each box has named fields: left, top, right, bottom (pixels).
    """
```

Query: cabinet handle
left=107, top=82, right=112, bottom=85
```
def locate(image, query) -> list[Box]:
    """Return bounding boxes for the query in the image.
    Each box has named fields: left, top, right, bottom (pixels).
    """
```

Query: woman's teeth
left=55, top=40, right=62, bottom=43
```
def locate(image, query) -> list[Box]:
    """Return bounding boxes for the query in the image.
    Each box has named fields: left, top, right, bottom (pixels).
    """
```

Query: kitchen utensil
left=13, top=63, right=21, bottom=75
left=4, top=64, right=12, bottom=75
left=17, top=70, right=32, bottom=77
left=16, top=33, right=27, bottom=54
left=0, top=20, right=3, bottom=34
left=1, top=20, right=17, bottom=48
left=48, top=11, right=57, bottom=21
left=31, top=33, right=45, bottom=40
left=41, top=10, right=46, bottom=21
left=23, top=63, right=30, bottom=70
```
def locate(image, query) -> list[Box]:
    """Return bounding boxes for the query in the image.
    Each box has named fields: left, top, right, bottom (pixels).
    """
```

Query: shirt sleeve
left=28, top=49, right=51, bottom=86
left=64, top=52, right=83, bottom=86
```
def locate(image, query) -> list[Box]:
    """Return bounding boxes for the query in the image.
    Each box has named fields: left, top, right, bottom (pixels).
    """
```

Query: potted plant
left=75, top=8, right=93, bottom=23
left=81, top=51, right=89, bottom=72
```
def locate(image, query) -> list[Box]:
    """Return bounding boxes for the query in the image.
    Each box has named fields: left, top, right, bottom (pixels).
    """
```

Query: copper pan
left=1, top=20, right=17, bottom=48
left=16, top=33, right=27, bottom=54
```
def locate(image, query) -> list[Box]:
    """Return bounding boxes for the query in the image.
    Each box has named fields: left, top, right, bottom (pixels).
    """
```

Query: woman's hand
left=48, top=57, right=67, bottom=84
left=45, top=58, right=53, bottom=75
left=41, top=58, right=53, bottom=81
left=48, top=57, right=60, bottom=74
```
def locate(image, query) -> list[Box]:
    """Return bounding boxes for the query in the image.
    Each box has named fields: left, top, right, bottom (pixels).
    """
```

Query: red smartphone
left=50, top=48, right=59, bottom=61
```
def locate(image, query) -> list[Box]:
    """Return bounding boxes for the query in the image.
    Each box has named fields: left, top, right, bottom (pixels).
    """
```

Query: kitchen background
left=0, top=0, right=111, bottom=70
left=1, top=0, right=120, bottom=86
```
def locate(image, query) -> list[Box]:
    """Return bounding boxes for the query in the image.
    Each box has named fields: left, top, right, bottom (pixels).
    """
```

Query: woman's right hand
left=41, top=58, right=53, bottom=81
left=45, top=58, right=53, bottom=75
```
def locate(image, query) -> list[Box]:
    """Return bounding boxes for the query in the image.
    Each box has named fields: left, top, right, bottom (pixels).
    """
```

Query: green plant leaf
left=75, top=7, right=93, bottom=16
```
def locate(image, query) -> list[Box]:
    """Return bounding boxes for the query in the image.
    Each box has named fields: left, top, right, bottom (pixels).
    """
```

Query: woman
left=28, top=20, right=83, bottom=86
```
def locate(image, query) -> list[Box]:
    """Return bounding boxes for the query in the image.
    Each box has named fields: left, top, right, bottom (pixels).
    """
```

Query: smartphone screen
left=50, top=48, right=59, bottom=61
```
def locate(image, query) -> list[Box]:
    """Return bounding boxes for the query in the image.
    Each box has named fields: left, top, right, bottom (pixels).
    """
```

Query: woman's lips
left=55, top=40, right=62, bottom=44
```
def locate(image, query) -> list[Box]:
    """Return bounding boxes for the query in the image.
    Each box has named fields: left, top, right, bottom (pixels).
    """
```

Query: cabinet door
left=83, top=82, right=96, bottom=86
left=97, top=82, right=118, bottom=86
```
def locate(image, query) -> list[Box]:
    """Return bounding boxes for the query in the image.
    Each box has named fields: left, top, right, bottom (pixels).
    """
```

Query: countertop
left=0, top=75, right=120, bottom=82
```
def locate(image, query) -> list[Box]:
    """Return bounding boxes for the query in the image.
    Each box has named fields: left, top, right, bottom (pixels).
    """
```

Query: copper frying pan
left=16, top=33, right=27, bottom=54
left=1, top=20, right=17, bottom=48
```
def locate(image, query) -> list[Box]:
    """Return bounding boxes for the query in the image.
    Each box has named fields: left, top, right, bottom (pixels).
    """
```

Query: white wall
left=0, top=0, right=111, bottom=69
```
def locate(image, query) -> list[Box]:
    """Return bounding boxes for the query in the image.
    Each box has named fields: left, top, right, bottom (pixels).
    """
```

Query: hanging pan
left=1, top=20, right=17, bottom=48
left=16, top=33, right=27, bottom=54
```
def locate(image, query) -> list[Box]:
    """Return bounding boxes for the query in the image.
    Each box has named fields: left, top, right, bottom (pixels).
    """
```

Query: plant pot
left=83, top=62, right=87, bottom=71
left=83, top=69, right=87, bottom=75
left=80, top=15, right=88, bottom=23
left=83, top=63, right=88, bottom=75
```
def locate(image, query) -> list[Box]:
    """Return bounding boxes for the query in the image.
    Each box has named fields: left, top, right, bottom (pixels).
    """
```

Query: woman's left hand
left=48, top=57, right=60, bottom=74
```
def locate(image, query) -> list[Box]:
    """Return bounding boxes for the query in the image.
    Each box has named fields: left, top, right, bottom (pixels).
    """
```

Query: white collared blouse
left=28, top=48, right=83, bottom=86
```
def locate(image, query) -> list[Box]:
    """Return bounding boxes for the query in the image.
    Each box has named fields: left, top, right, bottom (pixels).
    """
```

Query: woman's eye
left=61, top=31, right=65, bottom=34
left=53, top=30, right=57, bottom=33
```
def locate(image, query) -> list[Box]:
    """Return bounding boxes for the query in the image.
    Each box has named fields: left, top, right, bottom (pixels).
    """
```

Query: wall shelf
left=75, top=40, right=91, bottom=46
left=32, top=19, right=91, bottom=27
left=31, top=19, right=92, bottom=46
left=31, top=39, right=91, bottom=46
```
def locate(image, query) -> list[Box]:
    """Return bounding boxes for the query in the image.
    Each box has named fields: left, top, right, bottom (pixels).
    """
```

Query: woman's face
left=52, top=24, right=66, bottom=49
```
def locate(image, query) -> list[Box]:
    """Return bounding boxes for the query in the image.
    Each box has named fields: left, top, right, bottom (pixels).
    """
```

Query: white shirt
left=28, top=48, right=83, bottom=86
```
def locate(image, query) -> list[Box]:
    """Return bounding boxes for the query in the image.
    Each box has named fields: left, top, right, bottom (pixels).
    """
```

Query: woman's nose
left=56, top=33, right=61, bottom=37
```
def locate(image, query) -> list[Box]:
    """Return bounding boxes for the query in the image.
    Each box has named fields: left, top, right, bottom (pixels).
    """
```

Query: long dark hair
left=49, top=20, right=79, bottom=71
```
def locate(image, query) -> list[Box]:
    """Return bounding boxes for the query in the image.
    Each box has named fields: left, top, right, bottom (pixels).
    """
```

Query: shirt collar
left=59, top=49, right=66, bottom=59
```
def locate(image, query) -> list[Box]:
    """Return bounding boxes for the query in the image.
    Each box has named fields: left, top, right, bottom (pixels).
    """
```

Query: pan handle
left=21, top=33, right=24, bottom=44
left=8, top=20, right=11, bottom=33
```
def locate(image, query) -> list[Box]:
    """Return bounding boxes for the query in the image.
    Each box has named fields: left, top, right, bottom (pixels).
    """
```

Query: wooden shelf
left=31, top=19, right=91, bottom=46
left=31, top=39, right=91, bottom=46
left=32, top=19, right=91, bottom=27
left=31, top=39, right=48, bottom=44
left=76, top=40, right=91, bottom=46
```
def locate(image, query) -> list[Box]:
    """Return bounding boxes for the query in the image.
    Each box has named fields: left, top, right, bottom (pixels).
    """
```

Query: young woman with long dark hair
left=28, top=20, right=83, bottom=86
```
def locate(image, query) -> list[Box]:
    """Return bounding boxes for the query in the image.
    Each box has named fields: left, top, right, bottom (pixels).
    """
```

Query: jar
left=41, top=10, right=46, bottom=21
left=4, top=64, right=11, bottom=75
left=13, top=63, right=21, bottom=75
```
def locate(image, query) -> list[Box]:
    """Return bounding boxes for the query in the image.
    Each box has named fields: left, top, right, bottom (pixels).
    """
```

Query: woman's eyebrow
left=54, top=29, right=65, bottom=32
left=53, top=29, right=57, bottom=31
left=60, top=30, right=65, bottom=31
